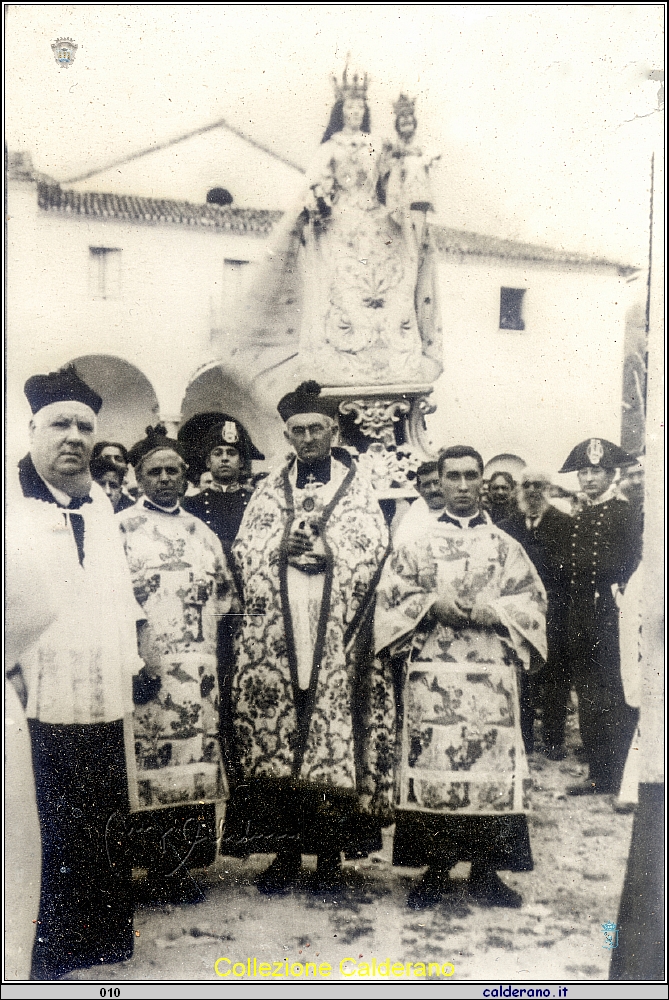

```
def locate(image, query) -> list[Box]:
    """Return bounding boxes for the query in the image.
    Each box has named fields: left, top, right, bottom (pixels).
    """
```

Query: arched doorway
left=181, top=364, right=281, bottom=467
left=69, top=355, right=159, bottom=450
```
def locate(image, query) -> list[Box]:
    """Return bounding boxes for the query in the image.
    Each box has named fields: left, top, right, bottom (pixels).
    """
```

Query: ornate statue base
left=319, top=383, right=436, bottom=497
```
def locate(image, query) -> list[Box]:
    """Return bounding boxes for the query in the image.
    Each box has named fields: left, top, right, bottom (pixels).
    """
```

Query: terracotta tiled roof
left=35, top=182, right=635, bottom=272
left=432, top=225, right=636, bottom=275
left=37, top=183, right=282, bottom=234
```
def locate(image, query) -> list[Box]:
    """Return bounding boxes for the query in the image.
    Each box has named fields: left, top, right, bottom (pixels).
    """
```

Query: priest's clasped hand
left=284, top=526, right=315, bottom=558
left=433, top=587, right=502, bottom=630
left=432, top=584, right=472, bottom=627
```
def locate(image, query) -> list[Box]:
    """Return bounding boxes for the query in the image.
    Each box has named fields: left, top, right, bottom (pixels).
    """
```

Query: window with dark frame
left=499, top=287, right=526, bottom=331
left=89, top=246, right=122, bottom=299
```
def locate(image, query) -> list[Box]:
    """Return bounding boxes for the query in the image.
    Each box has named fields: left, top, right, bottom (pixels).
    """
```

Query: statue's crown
left=393, top=93, right=416, bottom=117
left=332, top=64, right=369, bottom=102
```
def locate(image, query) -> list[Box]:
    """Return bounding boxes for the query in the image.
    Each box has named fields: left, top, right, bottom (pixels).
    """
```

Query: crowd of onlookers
left=8, top=365, right=645, bottom=980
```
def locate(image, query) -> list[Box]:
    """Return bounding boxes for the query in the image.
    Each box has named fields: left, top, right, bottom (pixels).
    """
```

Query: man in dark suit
left=499, top=470, right=571, bottom=757
left=558, top=438, right=642, bottom=795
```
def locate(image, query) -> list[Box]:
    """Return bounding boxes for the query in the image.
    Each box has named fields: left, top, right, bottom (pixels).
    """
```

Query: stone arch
left=68, top=354, right=160, bottom=450
left=483, top=453, right=527, bottom=482
left=180, top=363, right=282, bottom=466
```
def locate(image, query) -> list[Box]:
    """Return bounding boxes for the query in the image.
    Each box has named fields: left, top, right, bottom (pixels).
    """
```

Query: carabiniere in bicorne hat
left=559, top=437, right=636, bottom=474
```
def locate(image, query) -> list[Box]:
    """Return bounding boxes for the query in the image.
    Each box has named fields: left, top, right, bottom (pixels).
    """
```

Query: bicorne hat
left=277, top=381, right=338, bottom=422
left=24, top=364, right=102, bottom=415
left=177, top=412, right=264, bottom=485
left=559, top=438, right=636, bottom=473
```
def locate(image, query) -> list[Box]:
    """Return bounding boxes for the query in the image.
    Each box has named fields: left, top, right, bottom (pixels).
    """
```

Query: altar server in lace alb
left=225, top=381, right=394, bottom=893
left=375, top=446, right=546, bottom=910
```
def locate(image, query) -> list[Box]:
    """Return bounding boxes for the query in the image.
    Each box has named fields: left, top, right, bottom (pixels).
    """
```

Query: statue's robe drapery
left=224, top=451, right=394, bottom=858
left=375, top=515, right=547, bottom=870
left=298, top=131, right=441, bottom=386
left=217, top=130, right=442, bottom=402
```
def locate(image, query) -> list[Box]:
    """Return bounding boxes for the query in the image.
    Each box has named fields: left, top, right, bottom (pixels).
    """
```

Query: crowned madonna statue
left=297, top=72, right=443, bottom=387
left=219, top=71, right=443, bottom=493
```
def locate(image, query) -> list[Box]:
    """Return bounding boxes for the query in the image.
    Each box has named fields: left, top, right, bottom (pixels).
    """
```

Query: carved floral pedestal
left=319, top=383, right=436, bottom=499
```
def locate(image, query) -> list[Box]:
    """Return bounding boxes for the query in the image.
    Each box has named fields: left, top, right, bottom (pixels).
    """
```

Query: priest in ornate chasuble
left=225, top=381, right=394, bottom=893
left=375, top=446, right=547, bottom=910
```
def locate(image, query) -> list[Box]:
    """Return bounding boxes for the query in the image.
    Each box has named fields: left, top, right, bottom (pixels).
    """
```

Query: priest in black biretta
left=14, top=365, right=141, bottom=979
left=222, top=380, right=394, bottom=894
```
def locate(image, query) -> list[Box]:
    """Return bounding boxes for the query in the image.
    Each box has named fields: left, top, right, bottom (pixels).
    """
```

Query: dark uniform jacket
left=563, top=494, right=641, bottom=688
left=567, top=498, right=641, bottom=607
left=181, top=486, right=253, bottom=559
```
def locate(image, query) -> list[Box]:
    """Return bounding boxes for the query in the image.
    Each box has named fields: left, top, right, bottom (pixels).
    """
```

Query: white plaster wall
left=7, top=179, right=635, bottom=478
left=6, top=179, right=267, bottom=459
left=425, top=254, right=633, bottom=474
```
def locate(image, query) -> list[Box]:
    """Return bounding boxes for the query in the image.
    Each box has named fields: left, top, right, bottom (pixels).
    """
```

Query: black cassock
left=499, top=506, right=572, bottom=753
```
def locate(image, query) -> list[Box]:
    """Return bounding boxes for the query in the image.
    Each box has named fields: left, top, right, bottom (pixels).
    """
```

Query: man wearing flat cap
left=8, top=366, right=145, bottom=979
left=558, top=438, right=642, bottom=795
left=224, top=381, right=394, bottom=893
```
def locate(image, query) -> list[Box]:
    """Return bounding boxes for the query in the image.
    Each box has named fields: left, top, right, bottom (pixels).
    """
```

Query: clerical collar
left=296, top=456, right=331, bottom=489
left=142, top=497, right=181, bottom=516
left=438, top=509, right=488, bottom=529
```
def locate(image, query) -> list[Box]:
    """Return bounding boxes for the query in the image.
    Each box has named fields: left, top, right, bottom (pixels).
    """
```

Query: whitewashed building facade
left=7, top=152, right=639, bottom=477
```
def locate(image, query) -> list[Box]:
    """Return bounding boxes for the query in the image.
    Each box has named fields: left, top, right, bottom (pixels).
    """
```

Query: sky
left=5, top=4, right=664, bottom=267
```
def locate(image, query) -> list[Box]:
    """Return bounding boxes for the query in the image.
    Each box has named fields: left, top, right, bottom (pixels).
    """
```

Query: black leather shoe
left=566, top=780, right=612, bottom=796
left=313, top=852, right=345, bottom=892
left=469, top=871, right=522, bottom=909
left=407, top=868, right=460, bottom=910
left=256, top=852, right=302, bottom=895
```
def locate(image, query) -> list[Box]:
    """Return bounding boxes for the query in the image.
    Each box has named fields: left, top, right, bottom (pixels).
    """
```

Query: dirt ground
left=67, top=705, right=635, bottom=984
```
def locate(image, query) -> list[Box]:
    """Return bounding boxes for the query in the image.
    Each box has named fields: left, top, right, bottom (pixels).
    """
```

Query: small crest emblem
left=586, top=438, right=604, bottom=466
left=222, top=421, right=239, bottom=445
left=601, top=921, right=619, bottom=950
left=51, top=38, right=78, bottom=69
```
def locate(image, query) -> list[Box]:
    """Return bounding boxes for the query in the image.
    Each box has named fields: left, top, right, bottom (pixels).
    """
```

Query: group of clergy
left=7, top=367, right=643, bottom=980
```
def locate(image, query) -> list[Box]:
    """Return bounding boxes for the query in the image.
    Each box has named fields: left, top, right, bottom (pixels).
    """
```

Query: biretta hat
left=559, top=438, right=636, bottom=473
left=24, top=364, right=102, bottom=415
left=128, top=424, right=186, bottom=469
left=277, top=381, right=337, bottom=422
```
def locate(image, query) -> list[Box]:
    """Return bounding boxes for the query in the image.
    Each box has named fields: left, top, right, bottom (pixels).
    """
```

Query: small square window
left=89, top=247, right=122, bottom=299
left=499, top=287, right=526, bottom=330
left=223, top=258, right=250, bottom=300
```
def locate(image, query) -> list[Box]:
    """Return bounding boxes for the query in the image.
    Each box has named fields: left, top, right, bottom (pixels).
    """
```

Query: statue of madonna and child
left=229, top=69, right=443, bottom=391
